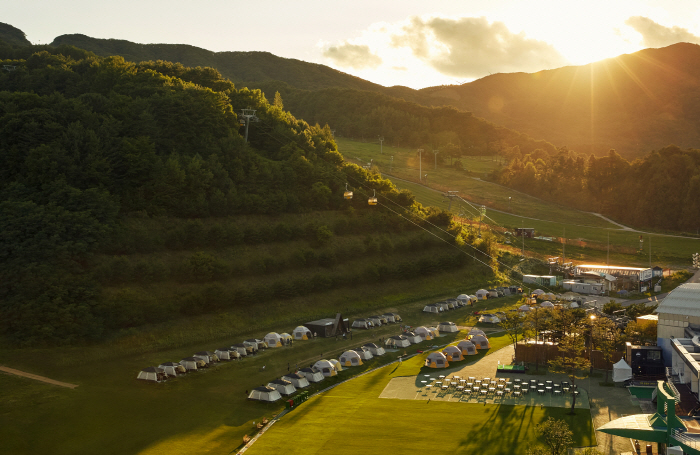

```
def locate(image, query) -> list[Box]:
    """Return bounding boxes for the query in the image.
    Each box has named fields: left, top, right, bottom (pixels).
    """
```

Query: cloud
left=390, top=16, right=567, bottom=78
left=625, top=16, right=700, bottom=48
left=322, top=42, right=382, bottom=69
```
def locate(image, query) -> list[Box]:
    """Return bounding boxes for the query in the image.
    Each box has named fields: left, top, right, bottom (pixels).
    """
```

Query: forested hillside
left=421, top=43, right=700, bottom=158
left=0, top=42, right=498, bottom=347
left=495, top=146, right=700, bottom=232
left=0, top=22, right=31, bottom=47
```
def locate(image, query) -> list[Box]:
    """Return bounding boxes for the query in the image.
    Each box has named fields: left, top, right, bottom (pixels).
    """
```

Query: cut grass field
left=336, top=138, right=700, bottom=268
left=245, top=342, right=595, bottom=455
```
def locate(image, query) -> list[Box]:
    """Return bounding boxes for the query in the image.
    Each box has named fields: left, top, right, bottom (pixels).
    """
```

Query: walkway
left=0, top=365, right=79, bottom=389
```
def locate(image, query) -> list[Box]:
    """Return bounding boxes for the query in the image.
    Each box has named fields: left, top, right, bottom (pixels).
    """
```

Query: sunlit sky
left=5, top=0, right=700, bottom=88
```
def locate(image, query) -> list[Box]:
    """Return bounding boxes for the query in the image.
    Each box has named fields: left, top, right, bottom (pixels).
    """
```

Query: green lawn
left=245, top=345, right=595, bottom=455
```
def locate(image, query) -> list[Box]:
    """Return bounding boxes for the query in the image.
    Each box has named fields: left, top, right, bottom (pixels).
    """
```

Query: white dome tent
left=468, top=328, right=486, bottom=337
left=279, top=333, right=293, bottom=345
left=476, top=289, right=490, bottom=300
left=469, top=295, right=478, bottom=302
left=457, top=294, right=469, bottom=304
left=478, top=314, right=501, bottom=324
left=540, top=301, right=555, bottom=309
left=518, top=304, right=532, bottom=312
left=264, top=332, right=283, bottom=347
left=313, top=360, right=337, bottom=377
left=423, top=304, right=440, bottom=314
left=248, top=386, right=282, bottom=402
left=425, top=352, right=449, bottom=368
left=293, top=326, right=312, bottom=340
left=443, top=346, right=464, bottom=362
left=427, top=326, right=440, bottom=338
left=339, top=350, right=363, bottom=367
left=470, top=334, right=490, bottom=350
left=438, top=321, right=459, bottom=333
left=457, top=340, right=477, bottom=356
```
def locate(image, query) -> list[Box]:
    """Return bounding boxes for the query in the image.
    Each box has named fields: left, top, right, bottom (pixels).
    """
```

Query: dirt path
left=0, top=365, right=78, bottom=389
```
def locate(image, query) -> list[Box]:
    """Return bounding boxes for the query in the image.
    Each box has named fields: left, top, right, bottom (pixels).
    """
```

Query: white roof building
left=656, top=283, right=700, bottom=363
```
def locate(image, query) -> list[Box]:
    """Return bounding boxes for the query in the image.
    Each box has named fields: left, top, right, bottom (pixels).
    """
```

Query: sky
left=5, top=0, right=700, bottom=89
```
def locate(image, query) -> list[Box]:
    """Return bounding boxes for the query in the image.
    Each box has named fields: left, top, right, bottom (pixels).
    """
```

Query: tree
left=500, top=311, right=526, bottom=360
left=602, top=300, right=623, bottom=315
left=593, top=317, right=624, bottom=382
left=273, top=91, right=284, bottom=109
left=535, top=417, right=574, bottom=455
left=548, top=319, right=591, bottom=413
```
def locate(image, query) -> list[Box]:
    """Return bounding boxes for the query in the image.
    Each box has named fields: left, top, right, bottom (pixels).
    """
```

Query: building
left=573, top=264, right=656, bottom=293
left=656, top=283, right=700, bottom=365
left=515, top=228, right=535, bottom=238
left=304, top=313, right=349, bottom=338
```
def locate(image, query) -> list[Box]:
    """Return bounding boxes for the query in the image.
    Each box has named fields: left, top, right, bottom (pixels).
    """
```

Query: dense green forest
left=495, top=146, right=700, bottom=232
left=0, top=42, right=498, bottom=346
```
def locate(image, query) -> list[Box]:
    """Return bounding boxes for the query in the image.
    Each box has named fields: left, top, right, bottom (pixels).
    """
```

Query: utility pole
left=607, top=231, right=610, bottom=266
left=378, top=136, right=384, bottom=155
left=508, top=196, right=512, bottom=212
left=417, top=149, right=423, bottom=181
left=478, top=205, right=486, bottom=238
left=563, top=227, right=566, bottom=265
left=433, top=149, right=439, bottom=170
left=390, top=155, right=393, bottom=172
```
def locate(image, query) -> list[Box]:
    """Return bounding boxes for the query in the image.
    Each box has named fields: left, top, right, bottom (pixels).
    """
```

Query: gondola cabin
left=344, top=183, right=353, bottom=200
left=368, top=189, right=377, bottom=206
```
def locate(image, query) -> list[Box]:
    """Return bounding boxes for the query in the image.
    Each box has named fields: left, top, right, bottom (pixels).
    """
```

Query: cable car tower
left=442, top=191, right=459, bottom=211
left=239, top=108, right=259, bottom=142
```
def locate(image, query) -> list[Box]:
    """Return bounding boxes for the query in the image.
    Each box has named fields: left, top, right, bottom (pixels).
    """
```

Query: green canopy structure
left=597, top=381, right=700, bottom=454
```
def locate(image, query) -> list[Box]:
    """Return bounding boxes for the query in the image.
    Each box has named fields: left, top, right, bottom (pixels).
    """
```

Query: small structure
left=363, top=343, right=385, bottom=356
left=264, top=332, right=283, bottom=347
left=267, top=379, right=296, bottom=396
left=194, top=351, right=219, bottom=365
left=471, top=334, right=490, bottom=350
left=515, top=227, right=535, bottom=238
left=299, top=367, right=324, bottom=383
left=468, top=328, right=486, bottom=337
left=329, top=359, right=343, bottom=371
left=215, top=348, right=236, bottom=361
left=518, top=304, right=531, bottom=312
left=425, top=352, right=449, bottom=368
left=438, top=321, right=459, bottom=333
left=339, top=350, right=363, bottom=367
left=457, top=340, right=477, bottom=356
left=423, top=303, right=441, bottom=314
left=415, top=326, right=434, bottom=340
left=313, top=360, right=338, bottom=377
left=159, top=362, right=186, bottom=377
left=476, top=289, right=490, bottom=300
left=443, top=345, right=464, bottom=362
left=368, top=315, right=387, bottom=326
left=382, top=313, right=401, bottom=323
left=478, top=314, right=501, bottom=324
left=279, top=333, right=293, bottom=345
left=386, top=335, right=411, bottom=348
left=540, top=301, right=555, bottom=309
left=282, top=372, right=310, bottom=389
left=293, top=326, right=312, bottom=340
left=180, top=357, right=205, bottom=371
left=137, top=367, right=167, bottom=382
left=353, top=347, right=374, bottom=361
left=248, top=386, right=282, bottom=402
left=612, top=359, right=633, bottom=383
left=304, top=313, right=349, bottom=338
left=468, top=294, right=478, bottom=302
left=627, top=344, right=664, bottom=377
left=230, top=344, right=248, bottom=357
left=427, top=327, right=440, bottom=338
left=352, top=319, right=371, bottom=330
left=244, top=339, right=265, bottom=350
left=457, top=294, right=469, bottom=304
left=403, top=331, right=422, bottom=344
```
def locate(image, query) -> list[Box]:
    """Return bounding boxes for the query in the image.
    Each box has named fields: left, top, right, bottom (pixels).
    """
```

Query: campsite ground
left=0, top=294, right=524, bottom=455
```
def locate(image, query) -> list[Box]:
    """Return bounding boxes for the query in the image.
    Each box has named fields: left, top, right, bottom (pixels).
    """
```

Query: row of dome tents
left=424, top=331, right=491, bottom=368
left=423, top=298, right=469, bottom=313
left=138, top=349, right=236, bottom=382
left=338, top=343, right=386, bottom=367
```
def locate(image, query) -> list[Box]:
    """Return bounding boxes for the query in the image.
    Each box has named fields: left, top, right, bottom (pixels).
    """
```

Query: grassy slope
left=246, top=336, right=594, bottom=455
left=336, top=138, right=700, bottom=268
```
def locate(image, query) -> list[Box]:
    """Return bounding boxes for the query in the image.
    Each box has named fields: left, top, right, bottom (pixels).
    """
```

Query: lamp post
left=589, top=314, right=596, bottom=373
left=417, top=149, right=423, bottom=181
left=508, top=196, right=511, bottom=212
